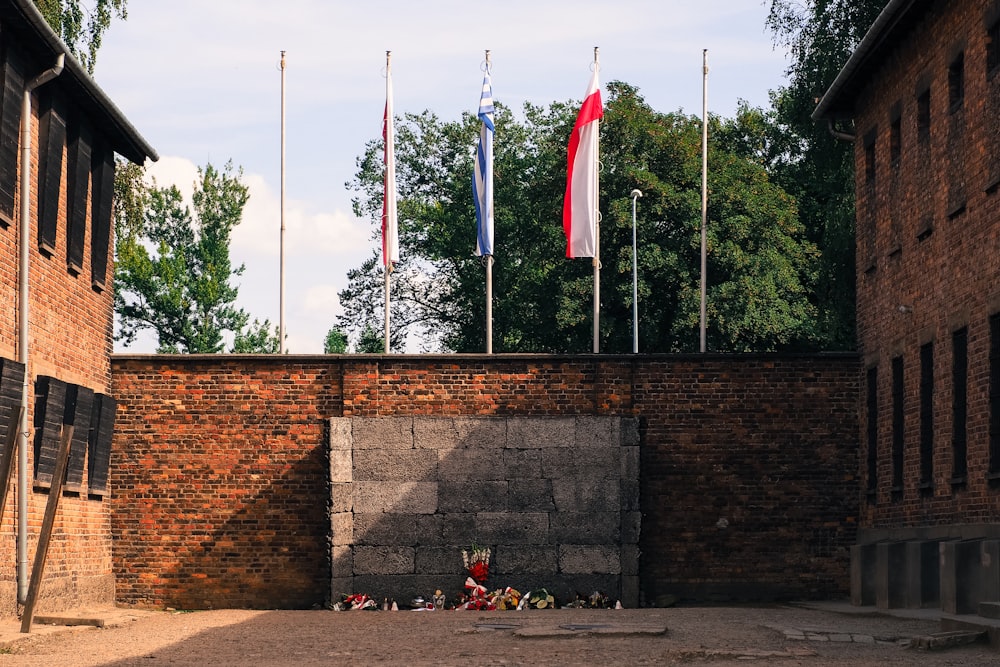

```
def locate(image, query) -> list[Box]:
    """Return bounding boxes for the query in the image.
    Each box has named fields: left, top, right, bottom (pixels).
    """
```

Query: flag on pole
left=473, top=70, right=495, bottom=256
left=563, top=68, right=603, bottom=258
left=382, top=63, right=399, bottom=267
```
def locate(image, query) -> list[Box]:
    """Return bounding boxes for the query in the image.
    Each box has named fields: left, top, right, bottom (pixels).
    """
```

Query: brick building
left=0, top=0, right=155, bottom=616
left=814, top=0, right=1000, bottom=617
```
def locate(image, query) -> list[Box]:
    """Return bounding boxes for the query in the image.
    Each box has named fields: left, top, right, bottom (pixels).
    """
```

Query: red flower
left=467, top=561, right=489, bottom=584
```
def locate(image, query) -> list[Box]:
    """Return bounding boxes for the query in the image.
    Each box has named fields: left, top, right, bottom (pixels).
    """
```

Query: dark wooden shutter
left=87, top=393, right=116, bottom=495
left=66, top=119, right=92, bottom=274
left=90, top=141, right=114, bottom=291
left=33, top=376, right=67, bottom=489
left=37, top=89, right=66, bottom=256
left=0, top=43, right=25, bottom=225
left=63, top=384, right=93, bottom=493
left=0, top=357, right=25, bottom=455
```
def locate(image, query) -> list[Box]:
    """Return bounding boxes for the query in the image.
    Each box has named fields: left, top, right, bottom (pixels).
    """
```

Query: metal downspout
left=17, top=53, right=64, bottom=605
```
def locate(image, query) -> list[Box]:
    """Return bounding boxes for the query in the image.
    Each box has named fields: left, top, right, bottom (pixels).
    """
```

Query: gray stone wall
left=329, top=416, right=640, bottom=607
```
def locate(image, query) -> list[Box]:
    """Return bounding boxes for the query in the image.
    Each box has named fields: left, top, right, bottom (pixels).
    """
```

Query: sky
left=93, top=0, right=792, bottom=353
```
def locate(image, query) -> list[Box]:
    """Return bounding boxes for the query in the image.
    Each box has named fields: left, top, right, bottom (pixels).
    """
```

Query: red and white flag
left=563, top=68, right=603, bottom=258
left=382, top=64, right=399, bottom=267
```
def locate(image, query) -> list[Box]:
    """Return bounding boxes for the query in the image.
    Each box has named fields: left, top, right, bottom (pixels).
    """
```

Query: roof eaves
left=812, top=0, right=923, bottom=122
left=5, top=0, right=158, bottom=164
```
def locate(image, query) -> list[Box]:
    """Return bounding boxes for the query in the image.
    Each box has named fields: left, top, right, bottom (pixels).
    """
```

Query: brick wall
left=111, top=353, right=858, bottom=609
left=852, top=0, right=1000, bottom=530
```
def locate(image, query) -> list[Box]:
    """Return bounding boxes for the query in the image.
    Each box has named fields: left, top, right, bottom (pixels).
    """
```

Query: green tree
left=764, top=0, right=888, bottom=349
left=233, top=319, right=281, bottom=353
left=323, top=326, right=348, bottom=354
left=115, top=161, right=256, bottom=353
left=34, top=0, right=127, bottom=74
left=340, top=83, right=819, bottom=353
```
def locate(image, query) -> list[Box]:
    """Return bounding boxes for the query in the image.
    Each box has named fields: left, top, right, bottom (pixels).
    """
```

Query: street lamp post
left=630, top=189, right=642, bottom=354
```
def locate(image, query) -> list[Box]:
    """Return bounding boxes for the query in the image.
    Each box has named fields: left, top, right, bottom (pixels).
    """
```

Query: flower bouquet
left=488, top=586, right=521, bottom=611
left=461, top=544, right=491, bottom=584
left=523, top=588, right=555, bottom=609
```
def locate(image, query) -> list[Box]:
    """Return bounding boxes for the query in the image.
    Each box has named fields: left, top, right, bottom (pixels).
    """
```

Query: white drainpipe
left=17, top=53, right=64, bottom=604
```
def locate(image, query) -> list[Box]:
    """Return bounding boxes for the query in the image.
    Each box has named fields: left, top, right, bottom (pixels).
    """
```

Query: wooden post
left=20, top=424, right=74, bottom=633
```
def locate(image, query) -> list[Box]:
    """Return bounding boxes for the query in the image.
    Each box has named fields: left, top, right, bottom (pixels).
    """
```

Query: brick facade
left=0, top=0, right=155, bottom=617
left=848, top=0, right=1000, bottom=529
left=110, top=353, right=858, bottom=609
left=815, top=0, right=1000, bottom=614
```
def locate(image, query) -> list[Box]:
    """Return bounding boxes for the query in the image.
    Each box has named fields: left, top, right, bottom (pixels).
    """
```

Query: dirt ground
left=0, top=603, right=996, bottom=666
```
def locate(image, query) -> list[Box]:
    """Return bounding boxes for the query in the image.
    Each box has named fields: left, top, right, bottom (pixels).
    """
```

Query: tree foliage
left=34, top=0, right=127, bottom=73
left=114, top=161, right=268, bottom=353
left=764, top=0, right=888, bottom=349
left=340, top=83, right=820, bottom=353
left=323, top=326, right=348, bottom=354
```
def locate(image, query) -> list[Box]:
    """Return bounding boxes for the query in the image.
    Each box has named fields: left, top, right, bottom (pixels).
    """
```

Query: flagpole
left=384, top=50, right=392, bottom=354
left=279, top=50, right=286, bottom=353
left=592, top=46, right=600, bottom=354
left=485, top=50, right=493, bottom=355
left=700, top=49, right=708, bottom=353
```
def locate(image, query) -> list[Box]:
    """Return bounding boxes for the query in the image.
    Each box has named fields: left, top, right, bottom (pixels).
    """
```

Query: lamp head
left=630, top=189, right=642, bottom=199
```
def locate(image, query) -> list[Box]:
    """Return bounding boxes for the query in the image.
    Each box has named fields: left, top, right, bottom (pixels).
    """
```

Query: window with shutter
left=33, top=376, right=67, bottom=489
left=66, top=119, right=92, bottom=274
left=63, top=384, right=93, bottom=494
left=0, top=43, right=25, bottom=226
left=90, top=142, right=114, bottom=291
left=37, top=89, right=66, bottom=256
left=87, top=393, right=116, bottom=496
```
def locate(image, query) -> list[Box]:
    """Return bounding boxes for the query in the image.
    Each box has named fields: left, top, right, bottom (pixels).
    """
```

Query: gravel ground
left=0, top=604, right=996, bottom=666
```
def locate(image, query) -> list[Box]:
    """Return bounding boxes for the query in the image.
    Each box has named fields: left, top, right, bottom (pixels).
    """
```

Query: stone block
left=353, top=513, right=440, bottom=545
left=621, top=574, right=640, bottom=608
left=851, top=543, right=877, bottom=606
left=475, top=512, right=549, bottom=544
left=438, top=480, right=508, bottom=512
left=415, top=546, right=464, bottom=575
left=552, top=478, right=620, bottom=513
left=437, top=448, right=505, bottom=480
left=621, top=479, right=640, bottom=511
left=330, top=577, right=353, bottom=599
left=330, top=483, right=353, bottom=513
left=331, top=546, right=353, bottom=579
left=353, top=449, right=437, bottom=482
left=621, top=544, right=640, bottom=576
left=353, top=482, right=437, bottom=514
left=904, top=540, right=939, bottom=609
left=503, top=448, right=543, bottom=478
left=621, top=511, right=641, bottom=544
left=439, top=513, right=477, bottom=543
left=413, top=416, right=506, bottom=449
left=941, top=540, right=982, bottom=615
left=559, top=545, right=621, bottom=574
left=575, top=416, right=620, bottom=448
left=352, top=417, right=413, bottom=450
left=507, top=417, right=575, bottom=448
left=509, top=478, right=555, bottom=512
left=620, top=446, right=640, bottom=481
left=549, top=512, right=619, bottom=544
left=982, top=540, right=1000, bottom=603
left=876, top=541, right=907, bottom=609
left=329, top=449, right=352, bottom=483
left=353, top=546, right=415, bottom=575
left=621, top=418, right=639, bottom=447
left=328, top=417, right=352, bottom=450
left=330, top=512, right=354, bottom=547
left=492, top=545, right=558, bottom=575
left=542, top=448, right=619, bottom=480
